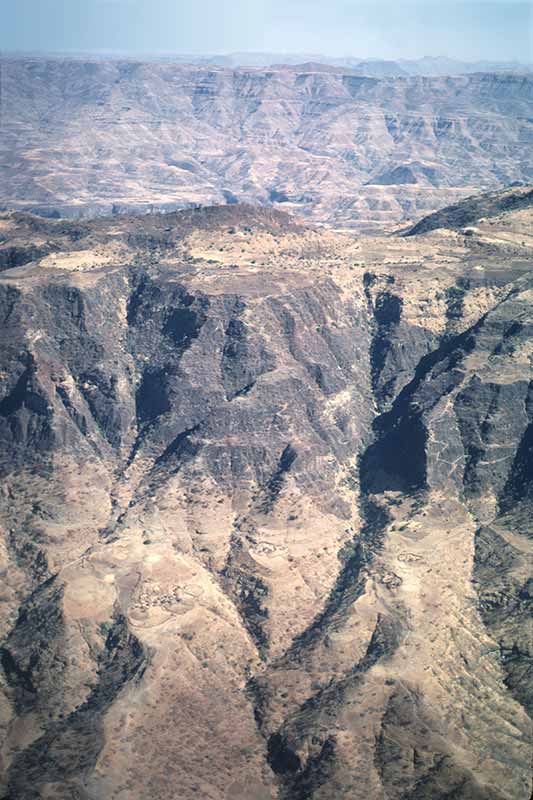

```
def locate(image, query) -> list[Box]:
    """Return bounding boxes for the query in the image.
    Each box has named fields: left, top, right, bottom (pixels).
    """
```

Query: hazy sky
left=1, top=0, right=531, bottom=62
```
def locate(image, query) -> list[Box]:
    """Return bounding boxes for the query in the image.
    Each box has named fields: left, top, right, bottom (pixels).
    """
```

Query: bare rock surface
left=0, top=191, right=531, bottom=799
left=1, top=59, right=532, bottom=231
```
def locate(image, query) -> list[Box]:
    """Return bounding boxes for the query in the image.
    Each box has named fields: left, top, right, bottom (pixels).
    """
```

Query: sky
left=0, top=0, right=531, bottom=62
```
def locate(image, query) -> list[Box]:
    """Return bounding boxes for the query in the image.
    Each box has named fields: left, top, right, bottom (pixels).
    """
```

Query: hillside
left=405, top=184, right=533, bottom=235
left=0, top=196, right=531, bottom=799
left=1, top=58, right=532, bottom=231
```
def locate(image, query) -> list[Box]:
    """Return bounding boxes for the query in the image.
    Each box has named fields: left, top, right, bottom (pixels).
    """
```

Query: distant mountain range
left=5, top=51, right=532, bottom=76
left=191, top=54, right=533, bottom=77
left=1, top=58, right=532, bottom=231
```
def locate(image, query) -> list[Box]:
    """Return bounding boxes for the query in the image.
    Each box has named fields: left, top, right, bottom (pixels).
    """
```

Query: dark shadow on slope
left=221, top=538, right=270, bottom=658
left=163, top=304, right=206, bottom=350
left=153, top=423, right=201, bottom=468
left=360, top=301, right=503, bottom=495
left=499, top=419, right=533, bottom=514
left=259, top=444, right=298, bottom=513
left=0, top=358, right=48, bottom=418
left=360, top=413, right=427, bottom=494
left=268, top=613, right=407, bottom=799
left=135, top=367, right=172, bottom=423
left=5, top=613, right=148, bottom=800
left=278, top=498, right=391, bottom=667
left=474, top=523, right=533, bottom=717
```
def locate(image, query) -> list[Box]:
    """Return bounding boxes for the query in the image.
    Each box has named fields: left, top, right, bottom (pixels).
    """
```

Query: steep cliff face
left=1, top=58, right=532, bottom=230
left=0, top=199, right=531, bottom=800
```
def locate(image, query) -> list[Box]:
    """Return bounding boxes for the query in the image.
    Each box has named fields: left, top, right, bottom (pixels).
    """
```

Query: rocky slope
left=0, top=192, right=531, bottom=799
left=405, top=185, right=533, bottom=236
left=1, top=58, right=532, bottom=231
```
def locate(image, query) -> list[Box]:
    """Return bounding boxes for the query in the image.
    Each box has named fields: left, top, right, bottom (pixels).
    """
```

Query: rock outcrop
left=1, top=58, right=532, bottom=231
left=0, top=196, right=531, bottom=799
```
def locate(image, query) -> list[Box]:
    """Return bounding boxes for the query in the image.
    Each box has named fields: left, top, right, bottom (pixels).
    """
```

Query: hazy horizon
left=1, top=50, right=531, bottom=67
left=1, top=0, right=531, bottom=63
